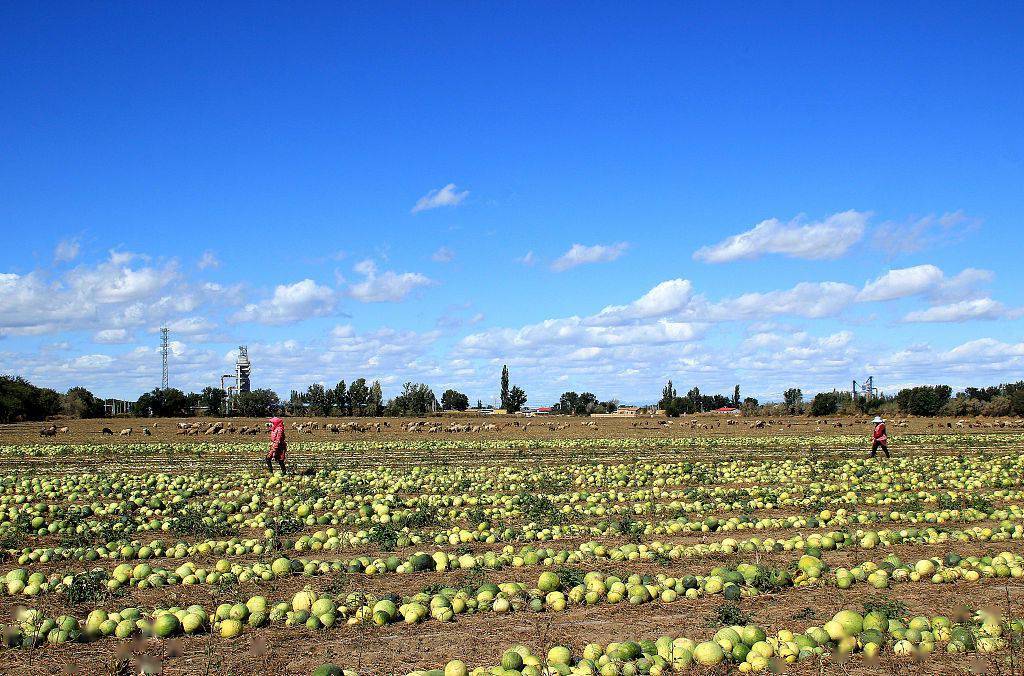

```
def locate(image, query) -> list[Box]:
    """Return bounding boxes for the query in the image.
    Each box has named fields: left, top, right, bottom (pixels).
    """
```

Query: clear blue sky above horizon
left=2, top=2, right=1023, bottom=404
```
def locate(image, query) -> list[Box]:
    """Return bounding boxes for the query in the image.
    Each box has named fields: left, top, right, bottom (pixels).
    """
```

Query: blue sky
left=1, top=3, right=1023, bottom=404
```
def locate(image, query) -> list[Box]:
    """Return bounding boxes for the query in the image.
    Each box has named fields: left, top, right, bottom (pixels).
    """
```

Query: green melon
left=153, top=613, right=180, bottom=638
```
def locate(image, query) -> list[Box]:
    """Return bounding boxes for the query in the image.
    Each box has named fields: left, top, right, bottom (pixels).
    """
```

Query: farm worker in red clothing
left=266, top=417, right=287, bottom=474
left=869, top=416, right=889, bottom=458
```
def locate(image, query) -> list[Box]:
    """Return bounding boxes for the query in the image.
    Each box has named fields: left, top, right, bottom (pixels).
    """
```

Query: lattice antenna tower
left=160, top=327, right=170, bottom=389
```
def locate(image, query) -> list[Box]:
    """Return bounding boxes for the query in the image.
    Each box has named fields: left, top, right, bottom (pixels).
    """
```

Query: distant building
left=712, top=406, right=741, bottom=415
left=614, top=406, right=641, bottom=416
left=535, top=406, right=554, bottom=415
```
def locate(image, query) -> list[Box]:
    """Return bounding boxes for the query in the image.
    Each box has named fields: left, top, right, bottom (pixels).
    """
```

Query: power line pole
left=160, top=327, right=169, bottom=390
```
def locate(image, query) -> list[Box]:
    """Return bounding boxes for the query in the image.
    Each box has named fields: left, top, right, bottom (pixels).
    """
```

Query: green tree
left=557, top=391, right=580, bottom=415
left=732, top=385, right=740, bottom=408
left=810, top=392, right=840, bottom=417
left=234, top=389, right=280, bottom=417
left=441, top=389, right=470, bottom=411
left=783, top=388, right=804, bottom=414
left=348, top=378, right=369, bottom=416
left=62, top=386, right=104, bottom=418
left=388, top=382, right=438, bottom=416
left=332, top=380, right=348, bottom=415
left=1011, top=390, right=1024, bottom=416
left=895, top=385, right=951, bottom=416
left=132, top=387, right=191, bottom=417
left=0, top=376, right=63, bottom=422
left=659, top=380, right=676, bottom=410
left=982, top=396, right=1012, bottom=416
left=198, top=386, right=226, bottom=416
left=506, top=385, right=527, bottom=413
left=500, top=365, right=510, bottom=411
left=367, top=381, right=384, bottom=416
left=305, top=383, right=330, bottom=416
left=577, top=392, right=598, bottom=415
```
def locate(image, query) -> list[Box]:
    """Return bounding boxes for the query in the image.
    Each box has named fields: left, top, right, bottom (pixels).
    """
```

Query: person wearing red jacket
left=869, top=416, right=889, bottom=458
left=266, top=417, right=287, bottom=474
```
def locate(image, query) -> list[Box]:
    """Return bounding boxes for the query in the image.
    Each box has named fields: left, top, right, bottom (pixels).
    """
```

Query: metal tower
left=160, top=327, right=169, bottom=389
left=235, top=346, right=251, bottom=393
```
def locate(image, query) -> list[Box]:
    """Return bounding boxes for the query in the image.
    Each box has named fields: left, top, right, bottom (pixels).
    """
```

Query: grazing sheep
left=142, top=427, right=151, bottom=436
left=39, top=425, right=57, bottom=437
left=119, top=428, right=132, bottom=436
left=101, top=427, right=114, bottom=435
left=58, top=426, right=69, bottom=434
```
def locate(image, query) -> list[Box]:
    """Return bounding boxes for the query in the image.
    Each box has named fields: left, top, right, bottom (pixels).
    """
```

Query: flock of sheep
left=34, top=415, right=1024, bottom=440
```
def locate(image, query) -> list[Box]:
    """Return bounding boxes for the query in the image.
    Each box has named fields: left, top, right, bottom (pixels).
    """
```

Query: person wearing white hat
left=869, top=416, right=889, bottom=458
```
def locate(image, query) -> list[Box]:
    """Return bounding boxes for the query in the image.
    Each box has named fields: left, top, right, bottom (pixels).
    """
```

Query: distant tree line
left=552, top=391, right=618, bottom=416
left=7, top=369, right=1024, bottom=421
left=657, top=380, right=744, bottom=417
left=288, top=379, right=385, bottom=416
left=0, top=376, right=104, bottom=423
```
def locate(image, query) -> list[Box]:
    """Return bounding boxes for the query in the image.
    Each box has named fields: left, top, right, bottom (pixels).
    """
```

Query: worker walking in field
left=869, top=415, right=889, bottom=458
left=266, top=417, right=287, bottom=474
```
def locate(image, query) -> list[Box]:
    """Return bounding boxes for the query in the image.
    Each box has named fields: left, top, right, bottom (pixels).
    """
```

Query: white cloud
left=0, top=252, right=179, bottom=335
left=872, top=211, right=979, bottom=255
left=856, top=265, right=994, bottom=305
left=93, top=328, right=132, bottom=344
left=714, top=282, right=858, bottom=319
left=411, top=183, right=469, bottom=213
left=593, top=279, right=694, bottom=324
left=197, top=250, right=220, bottom=270
left=856, top=265, right=944, bottom=302
left=903, top=298, right=1015, bottom=323
left=54, top=238, right=80, bottom=263
left=694, top=210, right=868, bottom=263
left=232, top=279, right=337, bottom=324
left=517, top=251, right=536, bottom=266
left=869, top=338, right=1024, bottom=385
left=165, top=316, right=217, bottom=335
left=431, top=246, right=455, bottom=263
left=933, top=268, right=993, bottom=302
left=347, top=260, right=435, bottom=303
left=551, top=242, right=629, bottom=272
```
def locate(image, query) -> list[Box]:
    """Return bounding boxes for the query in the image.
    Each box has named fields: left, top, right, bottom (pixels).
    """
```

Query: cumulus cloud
left=93, top=328, right=132, bottom=344
left=551, top=242, right=629, bottom=272
left=411, top=183, right=469, bottom=213
left=736, top=330, right=857, bottom=378
left=460, top=317, right=704, bottom=356
left=431, top=246, right=455, bottom=263
left=932, top=268, right=993, bottom=303
left=197, top=250, right=220, bottom=270
left=694, top=210, right=868, bottom=263
left=54, top=238, right=80, bottom=263
left=713, top=282, right=858, bottom=319
left=164, top=316, right=217, bottom=335
left=0, top=252, right=179, bottom=335
left=869, top=338, right=1024, bottom=385
left=856, top=265, right=994, bottom=305
left=856, top=265, right=944, bottom=302
left=232, top=279, right=337, bottom=324
left=347, top=260, right=435, bottom=303
left=593, top=279, right=694, bottom=324
left=902, top=298, right=1015, bottom=323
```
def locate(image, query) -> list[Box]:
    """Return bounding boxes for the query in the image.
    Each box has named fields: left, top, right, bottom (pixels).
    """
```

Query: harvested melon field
left=2, top=417, right=1024, bottom=675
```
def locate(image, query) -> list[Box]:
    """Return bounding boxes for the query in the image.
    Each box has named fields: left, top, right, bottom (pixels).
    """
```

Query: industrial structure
left=103, top=398, right=132, bottom=416
left=220, top=346, right=252, bottom=412
left=160, top=327, right=170, bottom=389
left=852, top=376, right=879, bottom=401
